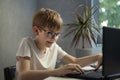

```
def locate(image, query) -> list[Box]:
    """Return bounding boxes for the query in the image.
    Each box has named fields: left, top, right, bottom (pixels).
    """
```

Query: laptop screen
left=103, top=27, right=120, bottom=76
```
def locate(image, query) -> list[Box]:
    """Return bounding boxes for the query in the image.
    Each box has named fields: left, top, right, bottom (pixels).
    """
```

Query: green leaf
left=64, top=3, right=100, bottom=48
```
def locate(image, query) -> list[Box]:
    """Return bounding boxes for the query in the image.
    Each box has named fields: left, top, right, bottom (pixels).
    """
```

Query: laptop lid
left=103, top=27, right=120, bottom=77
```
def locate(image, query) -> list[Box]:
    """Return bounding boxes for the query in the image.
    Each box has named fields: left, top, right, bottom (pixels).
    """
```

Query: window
left=99, top=0, right=120, bottom=28
left=92, top=0, right=120, bottom=44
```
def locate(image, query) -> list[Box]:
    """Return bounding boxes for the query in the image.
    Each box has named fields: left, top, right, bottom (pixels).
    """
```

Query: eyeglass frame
left=38, top=27, right=61, bottom=39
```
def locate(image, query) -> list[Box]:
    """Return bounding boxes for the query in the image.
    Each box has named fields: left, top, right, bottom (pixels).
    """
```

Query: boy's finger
left=94, top=64, right=101, bottom=71
left=76, top=65, right=84, bottom=74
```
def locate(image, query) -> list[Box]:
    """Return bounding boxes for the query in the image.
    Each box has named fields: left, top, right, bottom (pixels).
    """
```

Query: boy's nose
left=50, top=35, right=59, bottom=41
left=52, top=35, right=57, bottom=39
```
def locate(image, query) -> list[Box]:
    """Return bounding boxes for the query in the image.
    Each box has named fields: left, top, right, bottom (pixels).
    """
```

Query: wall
left=0, top=0, right=38, bottom=80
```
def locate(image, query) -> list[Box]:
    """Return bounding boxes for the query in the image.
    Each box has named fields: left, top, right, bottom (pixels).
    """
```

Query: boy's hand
left=55, top=63, right=84, bottom=76
left=94, top=63, right=102, bottom=71
left=94, top=54, right=102, bottom=71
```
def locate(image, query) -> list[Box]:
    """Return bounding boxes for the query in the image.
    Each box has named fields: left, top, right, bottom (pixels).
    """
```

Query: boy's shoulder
left=21, top=37, right=33, bottom=44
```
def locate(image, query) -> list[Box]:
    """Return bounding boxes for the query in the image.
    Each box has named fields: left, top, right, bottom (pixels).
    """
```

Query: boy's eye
left=48, top=32, right=54, bottom=36
left=47, top=31, right=60, bottom=38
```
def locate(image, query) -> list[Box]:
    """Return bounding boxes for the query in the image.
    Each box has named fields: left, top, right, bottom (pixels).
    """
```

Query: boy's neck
left=34, top=39, right=46, bottom=54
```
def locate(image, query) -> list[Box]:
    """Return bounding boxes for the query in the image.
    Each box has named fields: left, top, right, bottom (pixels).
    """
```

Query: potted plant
left=64, top=4, right=100, bottom=57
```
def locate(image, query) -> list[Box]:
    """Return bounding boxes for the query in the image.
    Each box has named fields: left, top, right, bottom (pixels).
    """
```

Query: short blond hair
left=32, top=8, right=63, bottom=30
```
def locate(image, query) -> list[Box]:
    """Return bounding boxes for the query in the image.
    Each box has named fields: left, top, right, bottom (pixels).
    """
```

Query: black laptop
left=65, top=27, right=120, bottom=80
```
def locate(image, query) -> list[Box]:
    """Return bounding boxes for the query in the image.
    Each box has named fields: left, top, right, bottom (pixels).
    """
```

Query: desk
left=44, top=76, right=82, bottom=80
left=44, top=77, right=120, bottom=80
left=44, top=66, right=95, bottom=80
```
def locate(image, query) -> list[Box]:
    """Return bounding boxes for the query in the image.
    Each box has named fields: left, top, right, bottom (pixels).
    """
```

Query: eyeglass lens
left=47, top=31, right=60, bottom=38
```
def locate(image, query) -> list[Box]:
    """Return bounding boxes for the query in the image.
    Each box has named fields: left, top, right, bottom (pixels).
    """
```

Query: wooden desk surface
left=44, top=76, right=81, bottom=80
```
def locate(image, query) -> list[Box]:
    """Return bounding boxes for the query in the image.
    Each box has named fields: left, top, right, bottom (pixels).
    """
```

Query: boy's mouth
left=47, top=41, right=54, bottom=44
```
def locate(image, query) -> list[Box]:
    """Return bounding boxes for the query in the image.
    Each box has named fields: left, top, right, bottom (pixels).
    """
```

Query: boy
left=16, top=8, right=102, bottom=80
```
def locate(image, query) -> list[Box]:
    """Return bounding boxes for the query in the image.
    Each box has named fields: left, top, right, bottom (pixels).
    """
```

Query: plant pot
left=75, top=48, right=94, bottom=58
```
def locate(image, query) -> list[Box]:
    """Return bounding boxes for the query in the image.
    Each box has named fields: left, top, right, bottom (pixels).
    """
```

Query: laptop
left=65, top=27, right=120, bottom=80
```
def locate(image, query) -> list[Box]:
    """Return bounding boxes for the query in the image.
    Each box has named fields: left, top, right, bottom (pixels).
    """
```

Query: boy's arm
left=61, top=54, right=102, bottom=68
left=17, top=57, right=84, bottom=80
left=17, top=57, right=57, bottom=80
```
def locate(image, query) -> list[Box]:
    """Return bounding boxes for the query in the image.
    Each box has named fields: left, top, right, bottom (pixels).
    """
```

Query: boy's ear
left=33, top=26, right=40, bottom=35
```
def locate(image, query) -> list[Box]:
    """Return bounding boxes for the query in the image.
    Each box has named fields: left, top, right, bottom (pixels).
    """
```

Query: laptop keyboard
left=65, top=69, right=103, bottom=79
left=82, top=69, right=102, bottom=77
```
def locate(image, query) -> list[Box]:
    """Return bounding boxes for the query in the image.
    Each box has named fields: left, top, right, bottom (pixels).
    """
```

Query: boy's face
left=35, top=26, right=61, bottom=47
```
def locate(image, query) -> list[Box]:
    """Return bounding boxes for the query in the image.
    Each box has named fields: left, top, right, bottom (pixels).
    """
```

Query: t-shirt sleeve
left=16, top=38, right=31, bottom=58
left=56, top=43, right=67, bottom=60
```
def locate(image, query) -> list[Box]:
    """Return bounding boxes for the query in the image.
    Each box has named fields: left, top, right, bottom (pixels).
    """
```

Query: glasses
left=39, top=27, right=61, bottom=39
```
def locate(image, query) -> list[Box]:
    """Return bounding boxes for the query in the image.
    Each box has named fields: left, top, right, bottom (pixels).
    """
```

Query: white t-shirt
left=16, top=37, right=67, bottom=70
